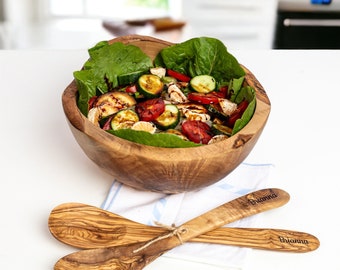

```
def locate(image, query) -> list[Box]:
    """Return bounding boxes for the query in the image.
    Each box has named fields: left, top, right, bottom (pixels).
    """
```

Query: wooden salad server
left=54, top=188, right=294, bottom=270
left=49, top=202, right=319, bottom=253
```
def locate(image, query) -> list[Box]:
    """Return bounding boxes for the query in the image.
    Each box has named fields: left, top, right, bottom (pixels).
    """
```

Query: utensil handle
left=179, top=188, right=289, bottom=243
left=194, top=227, right=320, bottom=253
left=134, top=188, right=289, bottom=254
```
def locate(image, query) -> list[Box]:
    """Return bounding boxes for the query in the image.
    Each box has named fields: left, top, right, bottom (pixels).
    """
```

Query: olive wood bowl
left=62, top=35, right=271, bottom=193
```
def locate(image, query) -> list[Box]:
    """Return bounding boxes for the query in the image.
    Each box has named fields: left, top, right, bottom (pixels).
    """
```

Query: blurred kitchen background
left=1, top=0, right=340, bottom=50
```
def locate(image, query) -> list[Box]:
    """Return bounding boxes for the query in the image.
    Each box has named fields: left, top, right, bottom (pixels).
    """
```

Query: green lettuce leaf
left=74, top=41, right=153, bottom=116
left=154, top=37, right=245, bottom=82
left=228, top=77, right=245, bottom=102
left=74, top=69, right=107, bottom=116
left=232, top=86, right=256, bottom=135
left=107, top=129, right=201, bottom=148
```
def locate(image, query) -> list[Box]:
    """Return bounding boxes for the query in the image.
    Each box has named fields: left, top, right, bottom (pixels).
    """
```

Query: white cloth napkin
left=101, top=162, right=274, bottom=269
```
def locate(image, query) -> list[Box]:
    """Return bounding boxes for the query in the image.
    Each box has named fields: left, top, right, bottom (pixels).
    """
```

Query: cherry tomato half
left=167, top=69, right=191, bottom=82
left=135, top=98, right=165, bottom=122
left=187, top=92, right=220, bottom=104
left=226, top=100, right=249, bottom=127
left=181, top=120, right=213, bottom=144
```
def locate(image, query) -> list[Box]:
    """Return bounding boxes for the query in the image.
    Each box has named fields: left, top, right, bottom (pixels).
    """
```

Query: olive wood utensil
left=49, top=202, right=319, bottom=253
left=53, top=188, right=291, bottom=270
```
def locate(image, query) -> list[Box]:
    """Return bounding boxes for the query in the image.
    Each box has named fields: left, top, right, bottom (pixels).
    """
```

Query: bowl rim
left=62, top=34, right=271, bottom=159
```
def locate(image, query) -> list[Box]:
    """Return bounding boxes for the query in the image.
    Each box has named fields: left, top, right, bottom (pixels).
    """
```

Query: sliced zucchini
left=190, top=75, right=216, bottom=93
left=111, top=109, right=139, bottom=130
left=211, top=123, right=232, bottom=136
left=90, top=91, right=136, bottom=119
left=118, top=70, right=146, bottom=86
left=111, top=91, right=137, bottom=106
left=95, top=91, right=136, bottom=107
left=137, top=74, right=164, bottom=98
left=155, top=104, right=180, bottom=130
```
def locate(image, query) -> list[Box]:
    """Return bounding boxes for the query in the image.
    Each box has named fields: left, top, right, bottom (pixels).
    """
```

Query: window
left=47, top=0, right=174, bottom=20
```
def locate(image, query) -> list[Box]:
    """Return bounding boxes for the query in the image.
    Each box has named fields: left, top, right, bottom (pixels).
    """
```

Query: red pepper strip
left=167, top=69, right=191, bottom=82
left=88, top=96, right=97, bottom=110
left=187, top=92, right=220, bottom=104
left=227, top=100, right=249, bottom=128
left=218, top=85, right=229, bottom=99
left=102, top=115, right=114, bottom=130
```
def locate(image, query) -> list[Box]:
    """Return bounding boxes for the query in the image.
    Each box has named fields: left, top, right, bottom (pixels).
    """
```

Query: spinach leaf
left=234, top=85, right=255, bottom=104
left=154, top=37, right=245, bottom=82
left=228, top=77, right=245, bottom=102
left=88, top=40, right=110, bottom=59
left=74, top=69, right=107, bottom=116
left=74, top=42, right=153, bottom=116
left=232, top=86, right=256, bottom=135
left=107, top=129, right=201, bottom=148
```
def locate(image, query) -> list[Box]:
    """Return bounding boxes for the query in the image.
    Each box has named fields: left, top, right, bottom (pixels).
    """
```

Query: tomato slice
left=135, top=98, right=165, bottom=122
left=187, top=92, right=220, bottom=104
left=226, top=100, right=249, bottom=127
left=167, top=69, right=191, bottom=82
left=181, top=120, right=213, bottom=144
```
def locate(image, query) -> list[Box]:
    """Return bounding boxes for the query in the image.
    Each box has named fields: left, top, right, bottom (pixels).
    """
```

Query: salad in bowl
left=74, top=36, right=256, bottom=147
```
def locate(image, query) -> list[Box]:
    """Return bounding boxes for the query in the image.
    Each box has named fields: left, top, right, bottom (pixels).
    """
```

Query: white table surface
left=1, top=48, right=339, bottom=270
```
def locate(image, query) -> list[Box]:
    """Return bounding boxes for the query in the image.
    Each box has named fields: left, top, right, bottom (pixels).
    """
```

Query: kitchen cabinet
left=181, top=0, right=278, bottom=49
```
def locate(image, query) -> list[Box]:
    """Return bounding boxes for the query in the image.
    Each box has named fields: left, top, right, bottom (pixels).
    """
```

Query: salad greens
left=74, top=41, right=153, bottom=116
left=231, top=85, right=256, bottom=135
left=228, top=77, right=256, bottom=135
left=108, top=129, right=201, bottom=148
left=154, top=37, right=245, bottom=82
left=73, top=37, right=256, bottom=147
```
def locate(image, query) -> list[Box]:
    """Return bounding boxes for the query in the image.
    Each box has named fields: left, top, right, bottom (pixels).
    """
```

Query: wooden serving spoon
left=49, top=202, right=319, bottom=253
left=54, top=188, right=295, bottom=270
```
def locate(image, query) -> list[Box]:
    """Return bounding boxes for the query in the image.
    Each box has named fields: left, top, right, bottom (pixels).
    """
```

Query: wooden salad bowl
left=62, top=35, right=271, bottom=193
